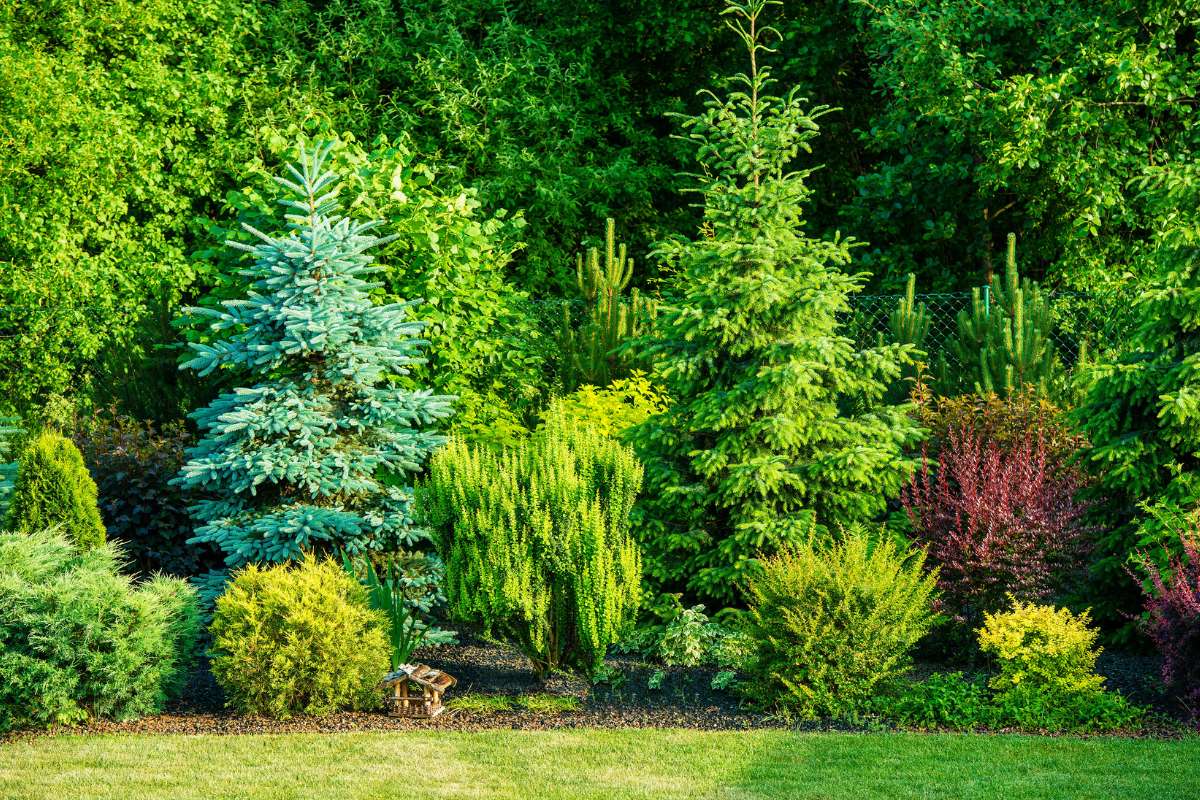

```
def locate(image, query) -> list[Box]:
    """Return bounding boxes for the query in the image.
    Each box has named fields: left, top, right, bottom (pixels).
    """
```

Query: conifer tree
left=630, top=0, right=922, bottom=604
left=938, top=234, right=1062, bottom=398
left=5, top=431, right=106, bottom=550
left=177, top=144, right=453, bottom=567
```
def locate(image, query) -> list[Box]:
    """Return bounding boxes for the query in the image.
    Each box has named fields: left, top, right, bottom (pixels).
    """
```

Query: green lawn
left=1, top=730, right=1196, bottom=799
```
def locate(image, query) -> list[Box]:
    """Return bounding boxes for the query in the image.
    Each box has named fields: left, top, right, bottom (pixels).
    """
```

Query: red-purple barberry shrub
left=903, top=427, right=1091, bottom=628
left=1140, top=529, right=1200, bottom=724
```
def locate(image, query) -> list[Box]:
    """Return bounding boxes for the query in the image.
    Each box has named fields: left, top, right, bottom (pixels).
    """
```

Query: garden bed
left=14, top=635, right=1180, bottom=740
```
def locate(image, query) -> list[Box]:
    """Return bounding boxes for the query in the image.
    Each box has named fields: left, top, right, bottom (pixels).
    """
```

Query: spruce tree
left=177, top=143, right=453, bottom=567
left=630, top=0, right=922, bottom=604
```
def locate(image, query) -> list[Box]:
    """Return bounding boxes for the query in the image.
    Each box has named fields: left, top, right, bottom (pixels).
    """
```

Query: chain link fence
left=525, top=284, right=1143, bottom=376
left=847, top=286, right=1142, bottom=372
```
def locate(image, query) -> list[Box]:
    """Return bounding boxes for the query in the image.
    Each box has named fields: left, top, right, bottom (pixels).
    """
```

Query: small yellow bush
left=209, top=557, right=389, bottom=718
left=539, top=372, right=667, bottom=438
left=977, top=599, right=1105, bottom=696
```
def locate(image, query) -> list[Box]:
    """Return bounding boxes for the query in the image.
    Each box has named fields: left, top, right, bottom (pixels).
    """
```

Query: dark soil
left=7, top=636, right=1185, bottom=740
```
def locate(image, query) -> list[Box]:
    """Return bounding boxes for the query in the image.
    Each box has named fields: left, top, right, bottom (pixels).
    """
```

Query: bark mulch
left=7, top=636, right=1180, bottom=740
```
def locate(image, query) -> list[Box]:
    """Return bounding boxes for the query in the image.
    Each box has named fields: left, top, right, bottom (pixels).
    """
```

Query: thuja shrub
left=741, top=528, right=938, bottom=719
left=978, top=600, right=1141, bottom=732
left=904, top=428, right=1091, bottom=628
left=422, top=415, right=643, bottom=678
left=74, top=411, right=221, bottom=576
left=1139, top=528, right=1200, bottom=724
left=208, top=558, right=389, bottom=719
left=5, top=430, right=105, bottom=549
left=0, top=531, right=199, bottom=733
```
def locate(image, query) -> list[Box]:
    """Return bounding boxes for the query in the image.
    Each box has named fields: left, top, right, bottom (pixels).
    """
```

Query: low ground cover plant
left=741, top=528, right=938, bottom=719
left=208, top=557, right=389, bottom=718
left=0, top=530, right=198, bottom=733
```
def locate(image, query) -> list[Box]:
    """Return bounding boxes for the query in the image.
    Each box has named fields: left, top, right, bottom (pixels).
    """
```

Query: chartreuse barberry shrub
left=741, top=527, right=937, bottom=719
left=1139, top=519, right=1200, bottom=725
left=74, top=410, right=221, bottom=577
left=422, top=414, right=643, bottom=678
left=0, top=530, right=199, bottom=733
left=978, top=600, right=1142, bottom=732
left=903, top=427, right=1091, bottom=631
left=209, top=557, right=389, bottom=718
left=1078, top=160, right=1200, bottom=633
left=629, top=0, right=922, bottom=606
left=538, top=372, right=668, bottom=440
left=176, top=143, right=453, bottom=568
left=5, top=431, right=105, bottom=550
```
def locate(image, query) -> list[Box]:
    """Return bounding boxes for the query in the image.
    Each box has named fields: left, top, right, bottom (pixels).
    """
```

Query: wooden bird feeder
left=380, top=664, right=456, bottom=718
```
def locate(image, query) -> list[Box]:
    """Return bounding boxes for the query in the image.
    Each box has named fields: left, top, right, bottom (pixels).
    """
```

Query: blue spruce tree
left=177, top=143, right=453, bottom=567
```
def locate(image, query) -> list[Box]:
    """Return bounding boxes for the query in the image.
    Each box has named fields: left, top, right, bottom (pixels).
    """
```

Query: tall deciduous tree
left=630, top=0, right=922, bottom=605
left=1077, top=157, right=1200, bottom=631
left=177, top=143, right=453, bottom=567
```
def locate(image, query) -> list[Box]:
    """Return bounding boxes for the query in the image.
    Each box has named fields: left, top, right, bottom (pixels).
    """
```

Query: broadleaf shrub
left=538, top=372, right=668, bottom=439
left=422, top=414, right=643, bottom=678
left=0, top=530, right=198, bottom=733
left=5, top=430, right=105, bottom=549
left=914, top=388, right=1085, bottom=464
left=208, top=558, right=389, bottom=719
left=904, top=428, right=1090, bottom=629
left=978, top=600, right=1142, bottom=732
left=74, top=410, right=220, bottom=576
left=741, top=528, right=938, bottom=719
left=1139, top=526, right=1200, bottom=724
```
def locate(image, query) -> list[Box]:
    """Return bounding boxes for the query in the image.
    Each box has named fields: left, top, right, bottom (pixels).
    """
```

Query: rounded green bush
left=5, top=430, right=106, bottom=549
left=0, top=530, right=199, bottom=733
left=742, top=528, right=938, bottom=719
left=209, top=557, right=390, bottom=718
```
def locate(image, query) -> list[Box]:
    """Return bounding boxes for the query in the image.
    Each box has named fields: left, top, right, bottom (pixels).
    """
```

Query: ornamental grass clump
left=741, top=528, right=938, bottom=719
left=208, top=557, right=389, bottom=718
left=0, top=530, right=198, bottom=733
left=421, top=414, right=643, bottom=678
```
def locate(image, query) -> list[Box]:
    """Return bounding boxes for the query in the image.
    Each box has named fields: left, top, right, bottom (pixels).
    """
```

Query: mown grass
left=1, top=730, right=1197, bottom=799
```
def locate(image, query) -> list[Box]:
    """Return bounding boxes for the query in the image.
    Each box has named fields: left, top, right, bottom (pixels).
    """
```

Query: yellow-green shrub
left=539, top=372, right=668, bottom=439
left=209, top=558, right=389, bottom=718
left=977, top=600, right=1105, bottom=696
left=422, top=414, right=643, bottom=677
left=5, top=431, right=105, bottom=549
left=741, top=528, right=938, bottom=719
left=977, top=600, right=1143, bottom=731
